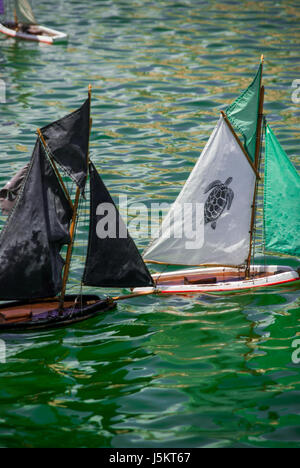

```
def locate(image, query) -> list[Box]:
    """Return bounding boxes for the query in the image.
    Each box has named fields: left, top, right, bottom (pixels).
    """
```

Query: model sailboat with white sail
left=0, top=0, right=67, bottom=44
left=134, top=57, right=300, bottom=295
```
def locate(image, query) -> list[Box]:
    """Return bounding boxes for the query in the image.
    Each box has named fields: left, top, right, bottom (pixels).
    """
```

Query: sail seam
left=221, top=112, right=259, bottom=178
left=40, top=136, right=84, bottom=191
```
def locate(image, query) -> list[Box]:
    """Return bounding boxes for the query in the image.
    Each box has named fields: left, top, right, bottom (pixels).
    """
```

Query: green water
left=0, top=0, right=300, bottom=448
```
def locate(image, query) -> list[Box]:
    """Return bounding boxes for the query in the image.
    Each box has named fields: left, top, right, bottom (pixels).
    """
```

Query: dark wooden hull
left=0, top=295, right=116, bottom=331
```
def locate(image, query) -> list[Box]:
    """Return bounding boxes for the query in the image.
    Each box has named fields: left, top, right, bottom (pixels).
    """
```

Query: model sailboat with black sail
left=0, top=88, right=153, bottom=330
left=0, top=0, right=67, bottom=44
left=134, top=57, right=300, bottom=295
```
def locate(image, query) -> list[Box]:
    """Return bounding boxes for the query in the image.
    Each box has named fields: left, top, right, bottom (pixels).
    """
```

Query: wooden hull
left=0, top=23, right=68, bottom=44
left=0, top=295, right=115, bottom=331
left=133, top=265, right=300, bottom=296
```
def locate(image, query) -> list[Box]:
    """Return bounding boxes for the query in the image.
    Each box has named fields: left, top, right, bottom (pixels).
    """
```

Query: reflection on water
left=0, top=0, right=299, bottom=448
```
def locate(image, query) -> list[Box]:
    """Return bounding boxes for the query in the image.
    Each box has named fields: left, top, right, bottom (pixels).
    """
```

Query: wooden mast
left=14, top=2, right=18, bottom=30
left=245, top=55, right=264, bottom=278
left=36, top=128, right=74, bottom=211
left=59, top=187, right=81, bottom=309
left=59, top=85, right=92, bottom=310
left=220, top=110, right=260, bottom=179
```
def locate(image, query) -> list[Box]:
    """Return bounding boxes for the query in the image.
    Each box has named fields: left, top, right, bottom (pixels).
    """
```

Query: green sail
left=226, top=63, right=262, bottom=162
left=264, top=125, right=300, bottom=257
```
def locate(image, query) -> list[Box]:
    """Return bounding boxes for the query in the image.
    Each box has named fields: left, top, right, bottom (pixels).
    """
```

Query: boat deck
left=2, top=22, right=56, bottom=37
left=0, top=22, right=68, bottom=44
left=155, top=269, right=276, bottom=287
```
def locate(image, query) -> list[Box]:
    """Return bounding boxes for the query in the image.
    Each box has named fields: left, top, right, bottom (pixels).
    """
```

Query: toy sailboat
left=134, top=57, right=300, bottom=295
left=0, top=0, right=67, bottom=44
left=0, top=88, right=154, bottom=331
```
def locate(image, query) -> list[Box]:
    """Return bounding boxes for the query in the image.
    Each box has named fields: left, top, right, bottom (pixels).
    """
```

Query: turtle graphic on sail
left=204, top=177, right=234, bottom=230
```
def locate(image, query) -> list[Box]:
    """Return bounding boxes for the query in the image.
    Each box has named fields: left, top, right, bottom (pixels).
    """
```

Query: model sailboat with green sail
left=0, top=0, right=67, bottom=44
left=134, top=57, right=300, bottom=295
left=0, top=88, right=153, bottom=331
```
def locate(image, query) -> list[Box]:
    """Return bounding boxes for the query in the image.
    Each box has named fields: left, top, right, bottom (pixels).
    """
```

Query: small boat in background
left=0, top=87, right=154, bottom=331
left=0, top=0, right=67, bottom=44
left=134, top=56, right=300, bottom=296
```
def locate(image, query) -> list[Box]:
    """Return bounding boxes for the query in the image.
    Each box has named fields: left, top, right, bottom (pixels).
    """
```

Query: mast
left=220, top=110, right=260, bottom=179
left=59, top=85, right=92, bottom=309
left=245, top=55, right=265, bottom=278
left=14, top=3, right=18, bottom=25
left=36, top=128, right=74, bottom=211
left=14, top=0, right=36, bottom=25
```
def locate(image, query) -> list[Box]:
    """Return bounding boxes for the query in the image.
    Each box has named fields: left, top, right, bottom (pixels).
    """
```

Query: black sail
left=41, top=99, right=90, bottom=191
left=83, top=163, right=154, bottom=288
left=0, top=140, right=73, bottom=301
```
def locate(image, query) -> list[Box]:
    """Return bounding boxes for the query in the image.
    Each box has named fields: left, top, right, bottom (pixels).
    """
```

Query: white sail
left=144, top=115, right=256, bottom=266
left=14, top=0, right=36, bottom=24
